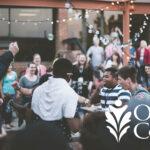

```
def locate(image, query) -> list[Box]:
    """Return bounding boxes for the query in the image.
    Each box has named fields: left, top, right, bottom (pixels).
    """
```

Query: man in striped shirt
left=91, top=67, right=131, bottom=110
left=99, top=67, right=131, bottom=110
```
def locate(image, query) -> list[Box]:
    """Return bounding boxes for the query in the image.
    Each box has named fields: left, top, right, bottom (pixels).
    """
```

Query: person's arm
left=63, top=90, right=81, bottom=133
left=0, top=52, right=13, bottom=81
left=66, top=118, right=81, bottom=133
left=1, top=80, right=4, bottom=99
left=12, top=81, right=33, bottom=96
left=105, top=59, right=112, bottom=69
left=90, top=87, right=101, bottom=104
left=0, top=42, right=19, bottom=80
left=118, top=89, right=131, bottom=106
left=19, top=87, right=33, bottom=96
left=88, top=81, right=93, bottom=92
left=86, top=47, right=92, bottom=62
left=78, top=95, right=90, bottom=106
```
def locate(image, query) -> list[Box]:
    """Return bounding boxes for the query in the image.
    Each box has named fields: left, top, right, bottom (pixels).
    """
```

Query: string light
left=96, top=10, right=100, bottom=14
left=116, top=1, right=120, bottom=5
left=130, top=0, right=134, bottom=4
left=129, top=12, right=133, bottom=15
left=68, top=18, right=72, bottom=21
left=62, top=19, right=66, bottom=22
left=85, top=10, right=89, bottom=19
left=132, top=14, right=149, bottom=43
left=111, top=2, right=115, bottom=6
left=0, top=0, right=142, bottom=45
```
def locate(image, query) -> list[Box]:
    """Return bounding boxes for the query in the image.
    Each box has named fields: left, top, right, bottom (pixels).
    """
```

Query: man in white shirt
left=31, top=58, right=84, bottom=140
left=86, top=36, right=105, bottom=70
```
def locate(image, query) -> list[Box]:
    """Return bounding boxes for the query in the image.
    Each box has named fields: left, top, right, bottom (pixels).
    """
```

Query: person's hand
left=84, top=99, right=91, bottom=107
left=0, top=98, right=3, bottom=106
left=9, top=42, right=19, bottom=56
left=12, top=81, right=21, bottom=90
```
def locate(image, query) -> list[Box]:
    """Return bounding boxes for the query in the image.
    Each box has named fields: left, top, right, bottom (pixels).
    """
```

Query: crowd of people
left=0, top=35, right=150, bottom=150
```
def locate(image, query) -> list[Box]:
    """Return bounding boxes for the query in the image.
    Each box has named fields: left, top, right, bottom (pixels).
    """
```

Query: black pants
left=35, top=117, right=71, bottom=142
left=2, top=100, right=12, bottom=124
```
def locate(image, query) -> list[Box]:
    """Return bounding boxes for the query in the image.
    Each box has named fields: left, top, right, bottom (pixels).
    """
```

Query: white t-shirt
left=86, top=45, right=104, bottom=68
left=104, top=59, right=123, bottom=69
left=31, top=77, right=78, bottom=121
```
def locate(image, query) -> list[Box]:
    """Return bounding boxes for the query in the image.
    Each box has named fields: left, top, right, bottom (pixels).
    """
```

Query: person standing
left=32, top=53, right=47, bottom=77
left=0, top=42, right=19, bottom=137
left=1, top=64, right=17, bottom=128
left=86, top=36, right=105, bottom=71
left=18, top=63, right=39, bottom=126
left=19, top=63, right=39, bottom=105
left=0, top=42, right=19, bottom=80
left=104, top=52, right=123, bottom=69
left=136, top=40, right=149, bottom=81
left=118, top=66, right=150, bottom=150
left=2, top=64, right=17, bottom=99
left=71, top=54, right=93, bottom=118
left=72, top=54, right=93, bottom=98
left=105, top=32, right=122, bottom=59
left=31, top=58, right=88, bottom=141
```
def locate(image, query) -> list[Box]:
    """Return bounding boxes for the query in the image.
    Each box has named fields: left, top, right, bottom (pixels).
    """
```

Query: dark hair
left=27, top=62, right=38, bottom=75
left=2, top=122, right=70, bottom=150
left=105, top=67, right=118, bottom=78
left=118, top=66, right=137, bottom=83
left=80, top=112, right=147, bottom=150
left=80, top=112, right=117, bottom=150
left=53, top=58, right=73, bottom=79
left=111, top=52, right=122, bottom=65
left=144, top=64, right=150, bottom=67
left=77, top=53, right=88, bottom=68
left=143, top=64, right=150, bottom=88
left=27, top=62, right=36, bottom=68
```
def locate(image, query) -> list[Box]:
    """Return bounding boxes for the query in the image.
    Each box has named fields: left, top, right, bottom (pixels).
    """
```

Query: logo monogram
left=105, top=100, right=131, bottom=142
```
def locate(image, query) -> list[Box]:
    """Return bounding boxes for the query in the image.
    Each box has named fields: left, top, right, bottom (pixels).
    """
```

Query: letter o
left=134, top=104, right=150, bottom=121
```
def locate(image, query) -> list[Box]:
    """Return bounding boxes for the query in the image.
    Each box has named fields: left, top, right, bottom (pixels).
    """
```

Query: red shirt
left=136, top=48, right=150, bottom=65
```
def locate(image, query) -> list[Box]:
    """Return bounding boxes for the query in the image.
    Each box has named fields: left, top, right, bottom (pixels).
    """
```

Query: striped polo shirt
left=100, top=84, right=131, bottom=109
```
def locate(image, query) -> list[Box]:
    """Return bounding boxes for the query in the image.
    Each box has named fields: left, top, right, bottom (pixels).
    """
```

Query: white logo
left=105, top=100, right=131, bottom=142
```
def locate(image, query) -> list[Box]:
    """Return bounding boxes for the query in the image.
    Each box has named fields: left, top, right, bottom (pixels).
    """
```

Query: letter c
left=134, top=122, right=149, bottom=140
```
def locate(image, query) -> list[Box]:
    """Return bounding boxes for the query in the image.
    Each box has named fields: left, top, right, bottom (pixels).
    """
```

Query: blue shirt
left=2, top=71, right=17, bottom=95
left=129, top=46, right=135, bottom=65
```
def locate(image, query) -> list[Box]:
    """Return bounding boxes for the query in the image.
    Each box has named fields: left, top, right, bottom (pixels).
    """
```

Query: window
left=0, top=8, right=55, bottom=61
left=10, top=8, right=53, bottom=38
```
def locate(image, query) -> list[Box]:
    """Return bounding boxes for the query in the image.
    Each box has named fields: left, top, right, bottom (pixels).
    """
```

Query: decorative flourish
left=105, top=100, right=131, bottom=142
